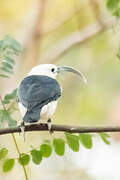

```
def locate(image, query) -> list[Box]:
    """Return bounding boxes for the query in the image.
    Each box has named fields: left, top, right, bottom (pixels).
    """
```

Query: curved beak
left=57, top=66, right=87, bottom=83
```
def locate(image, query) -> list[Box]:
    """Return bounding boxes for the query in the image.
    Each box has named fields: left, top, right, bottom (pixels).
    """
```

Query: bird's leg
left=47, top=119, right=54, bottom=134
left=19, top=121, right=25, bottom=141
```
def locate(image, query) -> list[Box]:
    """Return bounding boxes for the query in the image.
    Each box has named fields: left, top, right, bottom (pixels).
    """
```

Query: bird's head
left=28, top=64, right=87, bottom=83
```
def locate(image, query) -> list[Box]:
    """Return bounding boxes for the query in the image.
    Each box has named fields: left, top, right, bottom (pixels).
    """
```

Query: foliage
left=40, top=143, right=52, bottom=158
left=99, top=133, right=110, bottom=145
left=79, top=133, right=93, bottom=149
left=0, top=132, right=111, bottom=173
left=3, top=159, right=15, bottom=172
left=0, top=148, right=8, bottom=160
left=3, top=89, right=17, bottom=104
left=106, top=0, right=120, bottom=17
left=19, top=154, right=30, bottom=166
left=0, top=110, right=17, bottom=127
left=0, top=35, right=22, bottom=78
left=53, top=138, right=65, bottom=156
left=65, top=132, right=79, bottom=152
left=106, top=0, right=120, bottom=62
left=0, top=36, right=21, bottom=128
left=31, top=150, right=42, bottom=165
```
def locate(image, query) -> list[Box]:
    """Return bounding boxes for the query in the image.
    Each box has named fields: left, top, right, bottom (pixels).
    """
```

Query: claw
left=19, top=122, right=25, bottom=141
left=47, top=119, right=53, bottom=134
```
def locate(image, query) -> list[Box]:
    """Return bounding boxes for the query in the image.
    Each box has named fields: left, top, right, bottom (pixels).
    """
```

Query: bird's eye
left=51, top=68, right=55, bottom=72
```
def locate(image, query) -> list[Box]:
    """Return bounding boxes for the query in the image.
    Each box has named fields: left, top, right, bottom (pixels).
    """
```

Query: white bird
left=17, top=64, right=87, bottom=137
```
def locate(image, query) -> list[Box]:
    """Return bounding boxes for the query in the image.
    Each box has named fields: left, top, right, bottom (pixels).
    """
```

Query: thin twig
left=0, top=124, right=120, bottom=135
left=12, top=134, right=28, bottom=180
left=0, top=95, right=6, bottom=110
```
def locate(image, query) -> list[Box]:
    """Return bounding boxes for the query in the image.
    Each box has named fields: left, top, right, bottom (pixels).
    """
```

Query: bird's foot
left=47, top=119, right=54, bottom=134
left=19, top=122, right=25, bottom=141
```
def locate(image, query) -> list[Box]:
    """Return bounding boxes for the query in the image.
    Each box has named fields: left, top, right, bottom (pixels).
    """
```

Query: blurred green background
left=0, top=0, right=120, bottom=179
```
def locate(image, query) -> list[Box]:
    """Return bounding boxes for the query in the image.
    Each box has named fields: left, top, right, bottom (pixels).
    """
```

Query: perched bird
left=17, top=64, right=87, bottom=136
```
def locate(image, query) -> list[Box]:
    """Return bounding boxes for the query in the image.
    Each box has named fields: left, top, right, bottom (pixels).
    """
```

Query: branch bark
left=40, top=22, right=107, bottom=64
left=19, top=0, right=46, bottom=76
left=0, top=124, right=120, bottom=135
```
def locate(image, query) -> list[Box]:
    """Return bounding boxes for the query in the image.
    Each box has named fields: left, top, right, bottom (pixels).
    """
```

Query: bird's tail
left=23, top=110, right=40, bottom=123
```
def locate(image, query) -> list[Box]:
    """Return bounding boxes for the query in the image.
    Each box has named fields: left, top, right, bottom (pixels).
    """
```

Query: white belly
left=40, top=100, right=57, bottom=121
left=18, top=100, right=58, bottom=122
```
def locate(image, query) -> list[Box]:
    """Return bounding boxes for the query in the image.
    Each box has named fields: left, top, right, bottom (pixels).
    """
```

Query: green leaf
left=3, top=95, right=13, bottom=104
left=3, top=56, right=15, bottom=65
left=0, top=74, right=9, bottom=78
left=3, top=100, right=10, bottom=104
left=53, top=138, right=65, bottom=156
left=0, top=110, right=8, bottom=123
left=0, top=110, right=17, bottom=127
left=18, top=154, right=30, bottom=166
left=2, top=62, right=13, bottom=70
left=79, top=134, right=93, bottom=149
left=65, top=133, right=79, bottom=152
left=0, top=35, right=22, bottom=78
left=31, top=150, right=42, bottom=165
left=99, top=133, right=110, bottom=145
left=2, top=111, right=10, bottom=123
left=0, top=148, right=8, bottom=160
left=117, top=54, right=120, bottom=60
left=2, top=35, right=22, bottom=53
left=3, top=89, right=17, bottom=104
left=8, top=119, right=17, bottom=127
left=12, top=89, right=17, bottom=97
left=40, top=144, right=52, bottom=158
left=106, top=0, right=119, bottom=11
left=3, top=159, right=15, bottom=172
left=0, top=66, right=13, bottom=74
left=7, top=112, right=17, bottom=127
left=113, top=8, right=120, bottom=17
left=0, top=40, right=4, bottom=51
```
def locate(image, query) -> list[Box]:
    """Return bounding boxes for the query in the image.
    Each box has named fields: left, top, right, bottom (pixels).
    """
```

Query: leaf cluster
left=0, top=36, right=22, bottom=128
left=0, top=88, right=18, bottom=128
left=0, top=35, right=22, bottom=78
left=0, top=132, right=110, bottom=173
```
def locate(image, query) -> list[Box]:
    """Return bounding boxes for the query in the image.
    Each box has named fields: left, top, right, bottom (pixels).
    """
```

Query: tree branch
left=89, top=0, right=105, bottom=28
left=40, top=22, right=108, bottom=64
left=19, top=0, right=46, bottom=76
left=0, top=124, right=120, bottom=135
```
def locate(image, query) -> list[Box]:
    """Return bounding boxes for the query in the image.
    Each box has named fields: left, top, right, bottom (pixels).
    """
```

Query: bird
left=17, top=64, right=87, bottom=137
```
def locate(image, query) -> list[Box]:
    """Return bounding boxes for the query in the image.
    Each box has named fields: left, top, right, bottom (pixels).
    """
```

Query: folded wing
left=17, top=75, right=61, bottom=123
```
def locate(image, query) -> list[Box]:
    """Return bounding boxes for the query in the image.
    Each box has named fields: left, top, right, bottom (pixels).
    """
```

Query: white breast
left=40, top=100, right=58, bottom=122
